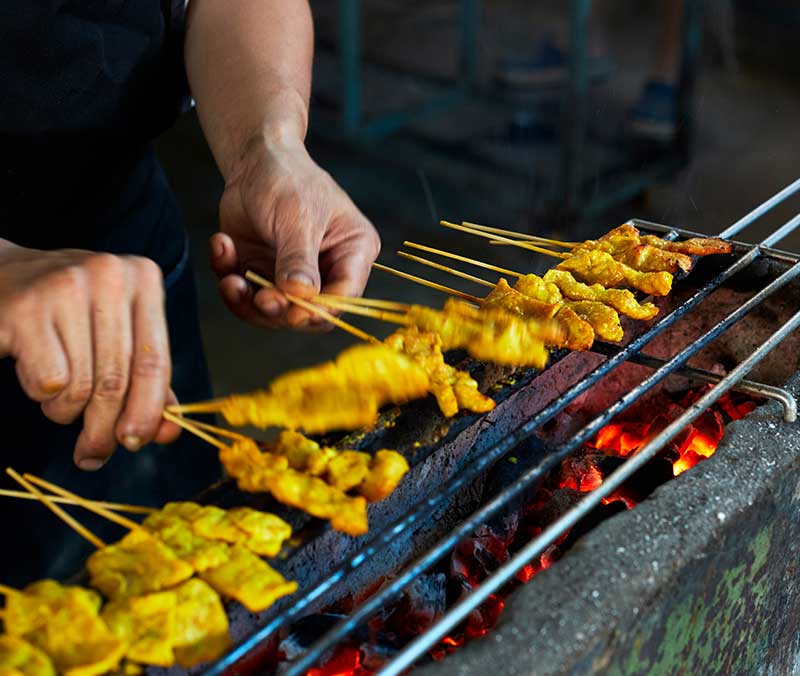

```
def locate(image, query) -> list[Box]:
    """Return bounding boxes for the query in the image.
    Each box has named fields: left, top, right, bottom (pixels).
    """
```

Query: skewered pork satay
left=171, top=578, right=231, bottom=667
left=2, top=581, right=126, bottom=676
left=640, top=233, right=733, bottom=256
left=0, top=635, right=55, bottom=676
left=87, top=529, right=195, bottom=600
left=574, top=223, right=694, bottom=274
left=482, top=278, right=594, bottom=352
left=199, top=545, right=298, bottom=613
left=219, top=344, right=430, bottom=433
left=219, top=439, right=370, bottom=536
left=142, top=510, right=230, bottom=573
left=564, top=300, right=623, bottom=342
left=556, top=249, right=673, bottom=296
left=541, top=270, right=659, bottom=320
left=406, top=299, right=564, bottom=368
left=384, top=327, right=496, bottom=418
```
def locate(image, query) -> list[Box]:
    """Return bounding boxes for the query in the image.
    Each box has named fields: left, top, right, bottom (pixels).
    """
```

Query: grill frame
left=201, top=181, right=800, bottom=676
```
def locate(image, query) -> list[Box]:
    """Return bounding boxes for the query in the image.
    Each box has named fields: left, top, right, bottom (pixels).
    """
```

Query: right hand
left=0, top=241, right=181, bottom=470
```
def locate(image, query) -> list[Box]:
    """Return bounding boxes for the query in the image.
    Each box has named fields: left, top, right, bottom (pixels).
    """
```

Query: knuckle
left=131, top=349, right=168, bottom=379
left=94, top=368, right=128, bottom=400
left=133, top=256, right=163, bottom=283
left=88, top=253, right=125, bottom=281
left=65, top=378, right=95, bottom=406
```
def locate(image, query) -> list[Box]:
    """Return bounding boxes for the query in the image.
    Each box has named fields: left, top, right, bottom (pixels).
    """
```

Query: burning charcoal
left=381, top=573, right=447, bottom=639
left=559, top=501, right=628, bottom=552
left=534, top=487, right=582, bottom=527
left=278, top=613, right=349, bottom=661
left=482, top=436, right=550, bottom=540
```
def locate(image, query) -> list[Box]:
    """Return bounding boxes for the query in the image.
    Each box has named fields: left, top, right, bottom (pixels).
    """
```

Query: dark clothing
left=0, top=1, right=221, bottom=585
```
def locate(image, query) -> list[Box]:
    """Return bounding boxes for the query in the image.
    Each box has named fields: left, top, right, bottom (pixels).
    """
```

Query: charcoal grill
left=196, top=179, right=800, bottom=676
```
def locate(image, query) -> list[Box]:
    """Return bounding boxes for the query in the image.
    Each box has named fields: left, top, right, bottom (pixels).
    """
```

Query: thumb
left=274, top=225, right=322, bottom=298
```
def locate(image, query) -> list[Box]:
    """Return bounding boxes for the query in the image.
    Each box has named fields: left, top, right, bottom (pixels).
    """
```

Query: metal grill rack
left=203, top=178, right=800, bottom=676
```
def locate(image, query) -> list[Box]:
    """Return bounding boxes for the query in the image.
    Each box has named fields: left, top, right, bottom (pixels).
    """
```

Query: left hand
left=210, top=133, right=381, bottom=329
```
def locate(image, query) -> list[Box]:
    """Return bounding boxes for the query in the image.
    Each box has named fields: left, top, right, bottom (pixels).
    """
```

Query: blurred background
left=157, top=0, right=800, bottom=395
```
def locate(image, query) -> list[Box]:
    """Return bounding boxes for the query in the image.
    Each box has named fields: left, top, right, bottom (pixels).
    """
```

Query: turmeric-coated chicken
left=142, top=511, right=230, bottom=573
left=220, top=438, right=370, bottom=536
left=101, top=591, right=177, bottom=667
left=199, top=545, right=298, bottom=613
left=406, top=299, right=564, bottom=368
left=575, top=224, right=693, bottom=274
left=0, top=635, right=55, bottom=676
left=557, top=249, right=673, bottom=296
left=87, top=529, right=194, bottom=600
left=219, top=344, right=430, bottom=433
left=541, top=270, right=659, bottom=320
left=482, top=278, right=594, bottom=352
left=565, top=300, right=623, bottom=342
left=171, top=579, right=231, bottom=667
left=2, top=581, right=125, bottom=676
left=640, top=233, right=733, bottom=256
left=384, top=327, right=496, bottom=417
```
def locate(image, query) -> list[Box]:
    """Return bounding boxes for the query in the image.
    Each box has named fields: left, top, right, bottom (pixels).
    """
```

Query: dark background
left=156, top=0, right=800, bottom=394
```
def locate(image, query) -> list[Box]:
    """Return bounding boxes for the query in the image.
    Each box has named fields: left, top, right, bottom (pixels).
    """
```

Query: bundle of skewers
left=1, top=219, right=733, bottom=676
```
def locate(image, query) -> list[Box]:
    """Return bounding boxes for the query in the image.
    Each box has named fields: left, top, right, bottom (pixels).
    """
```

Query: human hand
left=211, top=133, right=381, bottom=329
left=0, top=242, right=180, bottom=470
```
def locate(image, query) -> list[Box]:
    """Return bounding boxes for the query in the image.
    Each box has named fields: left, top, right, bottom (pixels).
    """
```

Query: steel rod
left=591, top=343, right=798, bottom=423
left=284, top=257, right=800, bottom=676
left=384, top=305, right=800, bottom=676
left=719, top=177, right=800, bottom=239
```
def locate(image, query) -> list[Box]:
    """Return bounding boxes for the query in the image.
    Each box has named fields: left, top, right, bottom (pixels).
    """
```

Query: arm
left=185, top=0, right=380, bottom=328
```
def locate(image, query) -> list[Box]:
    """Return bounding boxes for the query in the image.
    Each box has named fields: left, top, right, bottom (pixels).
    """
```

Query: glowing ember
left=305, top=644, right=363, bottom=676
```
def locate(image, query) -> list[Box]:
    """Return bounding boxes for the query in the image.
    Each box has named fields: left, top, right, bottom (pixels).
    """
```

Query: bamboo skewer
left=0, top=488, right=156, bottom=514
left=372, top=262, right=483, bottom=304
left=183, top=419, right=250, bottom=442
left=162, top=410, right=230, bottom=450
left=462, top=221, right=580, bottom=248
left=167, top=399, right=227, bottom=415
left=403, top=241, right=524, bottom=278
left=24, top=474, right=141, bottom=533
left=6, top=468, right=105, bottom=549
left=440, top=221, right=570, bottom=259
left=397, top=251, right=496, bottom=288
left=312, top=296, right=412, bottom=324
left=315, top=294, right=410, bottom=312
left=245, top=271, right=380, bottom=345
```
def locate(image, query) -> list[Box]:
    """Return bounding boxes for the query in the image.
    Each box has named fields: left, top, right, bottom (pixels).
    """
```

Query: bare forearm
left=185, top=0, right=314, bottom=179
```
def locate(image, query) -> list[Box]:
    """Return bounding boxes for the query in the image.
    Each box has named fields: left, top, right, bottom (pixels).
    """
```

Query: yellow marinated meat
left=407, top=299, right=563, bottom=368
left=2, top=581, right=101, bottom=637
left=87, top=529, right=194, bottom=599
left=640, top=233, right=732, bottom=256
left=200, top=545, right=298, bottom=613
left=360, top=451, right=411, bottom=503
left=510, top=274, right=563, bottom=305
left=565, top=300, right=624, bottom=342
left=172, top=579, right=230, bottom=668
left=262, top=468, right=369, bottom=536
left=384, top=327, right=495, bottom=417
left=101, top=591, right=177, bottom=667
left=187, top=505, right=246, bottom=544
left=142, top=510, right=230, bottom=572
left=0, top=636, right=55, bottom=676
left=226, top=508, right=293, bottom=558
left=485, top=278, right=595, bottom=352
left=5, top=585, right=126, bottom=676
left=542, top=269, right=659, bottom=320
left=575, top=224, right=693, bottom=274
left=274, top=431, right=336, bottom=476
left=325, top=451, right=372, bottom=492
left=556, top=249, right=673, bottom=296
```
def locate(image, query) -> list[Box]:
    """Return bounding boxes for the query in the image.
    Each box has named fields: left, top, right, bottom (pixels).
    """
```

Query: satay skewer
left=372, top=262, right=483, bottom=303
left=462, top=221, right=580, bottom=248
left=162, top=410, right=229, bottom=449
left=245, top=271, right=381, bottom=345
left=403, top=241, right=525, bottom=278
left=23, top=474, right=141, bottom=532
left=310, top=296, right=413, bottom=323
left=397, top=251, right=496, bottom=289
left=0, top=488, right=156, bottom=514
left=440, top=221, right=570, bottom=259
left=6, top=468, right=106, bottom=548
left=314, top=294, right=410, bottom=311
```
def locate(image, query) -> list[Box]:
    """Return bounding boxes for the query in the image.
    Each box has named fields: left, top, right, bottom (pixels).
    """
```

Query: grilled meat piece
left=0, top=635, right=55, bottom=676
left=385, top=327, right=495, bottom=417
left=542, top=270, right=659, bottom=320
left=565, top=300, right=623, bottom=342
left=640, top=233, right=733, bottom=256
left=556, top=249, right=673, bottom=296
left=172, top=579, right=231, bottom=667
left=101, top=590, right=177, bottom=667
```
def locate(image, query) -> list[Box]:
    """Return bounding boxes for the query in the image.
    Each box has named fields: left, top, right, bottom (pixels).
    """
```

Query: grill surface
left=199, top=179, right=800, bottom=676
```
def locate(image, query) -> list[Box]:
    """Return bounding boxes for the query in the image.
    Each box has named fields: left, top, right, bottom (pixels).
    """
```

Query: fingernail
left=123, top=435, right=142, bottom=452
left=286, top=272, right=314, bottom=288
left=78, top=458, right=105, bottom=471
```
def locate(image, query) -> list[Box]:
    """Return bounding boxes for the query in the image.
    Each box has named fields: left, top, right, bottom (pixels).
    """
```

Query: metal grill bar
left=285, top=256, right=800, bottom=676
left=203, top=185, right=800, bottom=676
left=383, top=304, right=800, bottom=676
